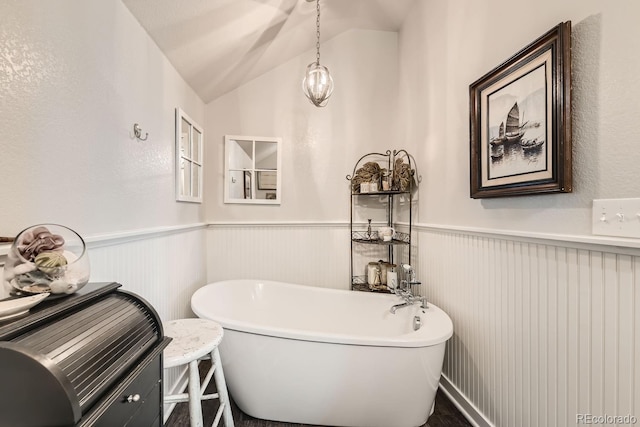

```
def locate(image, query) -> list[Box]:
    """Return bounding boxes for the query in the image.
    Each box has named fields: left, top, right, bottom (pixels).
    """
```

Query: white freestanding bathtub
left=191, top=279, right=453, bottom=427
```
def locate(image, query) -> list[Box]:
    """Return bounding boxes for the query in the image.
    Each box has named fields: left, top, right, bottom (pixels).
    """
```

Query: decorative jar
left=3, top=224, right=90, bottom=296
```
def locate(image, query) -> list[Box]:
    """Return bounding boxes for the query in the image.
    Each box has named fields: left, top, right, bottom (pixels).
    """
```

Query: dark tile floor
left=165, top=361, right=471, bottom=427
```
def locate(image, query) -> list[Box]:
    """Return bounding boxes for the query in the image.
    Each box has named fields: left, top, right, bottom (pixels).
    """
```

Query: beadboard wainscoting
left=87, top=224, right=208, bottom=320
left=206, top=222, right=412, bottom=290
left=419, top=226, right=640, bottom=427
left=86, top=223, right=208, bottom=415
left=0, top=224, right=208, bottom=319
left=207, top=221, right=640, bottom=427
left=206, top=222, right=353, bottom=289
left=3, top=221, right=639, bottom=427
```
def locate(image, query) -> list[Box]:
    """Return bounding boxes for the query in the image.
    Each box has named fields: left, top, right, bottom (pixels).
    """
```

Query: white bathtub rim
left=192, top=305, right=452, bottom=348
left=191, top=279, right=453, bottom=348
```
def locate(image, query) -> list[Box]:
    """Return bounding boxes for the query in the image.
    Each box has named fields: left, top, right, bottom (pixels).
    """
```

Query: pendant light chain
left=302, top=0, right=334, bottom=107
left=315, top=0, right=321, bottom=65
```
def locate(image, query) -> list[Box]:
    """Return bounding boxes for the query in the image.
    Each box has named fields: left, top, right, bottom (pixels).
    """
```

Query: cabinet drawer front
left=93, top=356, right=160, bottom=427
left=125, top=382, right=160, bottom=426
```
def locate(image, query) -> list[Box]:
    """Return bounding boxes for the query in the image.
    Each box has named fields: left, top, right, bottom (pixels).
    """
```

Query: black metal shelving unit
left=346, top=150, right=417, bottom=292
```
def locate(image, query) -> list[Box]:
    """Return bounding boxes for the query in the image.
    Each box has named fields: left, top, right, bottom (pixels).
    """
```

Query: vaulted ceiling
left=122, top=0, right=415, bottom=103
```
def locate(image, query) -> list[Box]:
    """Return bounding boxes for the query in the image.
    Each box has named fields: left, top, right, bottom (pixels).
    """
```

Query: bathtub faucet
left=389, top=300, right=412, bottom=314
left=389, top=293, right=427, bottom=314
left=390, top=265, right=427, bottom=314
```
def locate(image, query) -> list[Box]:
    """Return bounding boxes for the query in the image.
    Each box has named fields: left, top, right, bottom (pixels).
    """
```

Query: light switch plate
left=592, top=198, right=640, bottom=239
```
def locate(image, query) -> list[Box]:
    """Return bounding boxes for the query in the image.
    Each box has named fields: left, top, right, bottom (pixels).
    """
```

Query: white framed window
left=175, top=108, right=203, bottom=203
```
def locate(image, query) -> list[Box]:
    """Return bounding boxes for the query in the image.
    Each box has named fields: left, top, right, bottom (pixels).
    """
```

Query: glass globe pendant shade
left=302, top=62, right=334, bottom=107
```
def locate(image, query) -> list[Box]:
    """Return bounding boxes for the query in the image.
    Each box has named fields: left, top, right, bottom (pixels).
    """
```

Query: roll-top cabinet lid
left=0, top=283, right=163, bottom=427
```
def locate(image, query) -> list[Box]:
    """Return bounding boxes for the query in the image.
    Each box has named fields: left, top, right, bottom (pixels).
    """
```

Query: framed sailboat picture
left=469, top=21, right=572, bottom=198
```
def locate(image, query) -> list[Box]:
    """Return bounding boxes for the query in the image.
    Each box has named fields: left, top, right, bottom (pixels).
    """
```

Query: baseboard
left=163, top=366, right=189, bottom=424
left=439, top=375, right=494, bottom=427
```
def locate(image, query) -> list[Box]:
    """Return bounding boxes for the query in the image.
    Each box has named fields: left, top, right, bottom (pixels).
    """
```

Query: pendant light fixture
left=302, top=0, right=334, bottom=107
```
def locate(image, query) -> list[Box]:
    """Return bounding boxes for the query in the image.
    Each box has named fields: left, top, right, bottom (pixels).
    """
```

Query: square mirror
left=224, top=135, right=281, bottom=204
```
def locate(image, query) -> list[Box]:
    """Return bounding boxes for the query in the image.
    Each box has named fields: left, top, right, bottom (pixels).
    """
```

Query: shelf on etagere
left=352, top=275, right=367, bottom=285
left=351, top=190, right=411, bottom=197
left=351, top=231, right=410, bottom=245
left=351, top=277, right=392, bottom=293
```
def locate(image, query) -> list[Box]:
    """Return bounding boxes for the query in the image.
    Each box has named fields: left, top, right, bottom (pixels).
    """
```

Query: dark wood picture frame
left=470, top=21, right=572, bottom=198
left=243, top=171, right=252, bottom=199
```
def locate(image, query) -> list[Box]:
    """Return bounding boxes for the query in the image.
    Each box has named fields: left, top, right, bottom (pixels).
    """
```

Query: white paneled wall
left=206, top=222, right=640, bottom=427
left=206, top=222, right=415, bottom=289
left=87, top=226, right=207, bottom=321
left=420, top=228, right=640, bottom=427
left=206, top=223, right=352, bottom=289
left=3, top=221, right=638, bottom=426
left=81, top=225, right=207, bottom=406
left=0, top=225, right=207, bottom=320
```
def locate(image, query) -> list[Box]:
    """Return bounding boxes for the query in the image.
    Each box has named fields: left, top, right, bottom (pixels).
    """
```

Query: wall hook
left=133, top=123, right=148, bottom=141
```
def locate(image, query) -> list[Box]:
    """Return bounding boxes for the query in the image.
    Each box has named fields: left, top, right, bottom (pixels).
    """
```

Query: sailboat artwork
left=485, top=63, right=549, bottom=179
left=470, top=21, right=571, bottom=198
left=504, top=102, right=527, bottom=143
left=489, top=122, right=506, bottom=146
left=489, top=102, right=527, bottom=146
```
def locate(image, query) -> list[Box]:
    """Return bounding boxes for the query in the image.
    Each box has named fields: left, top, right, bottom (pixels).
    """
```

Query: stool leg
left=211, top=348, right=235, bottom=427
left=188, top=359, right=204, bottom=427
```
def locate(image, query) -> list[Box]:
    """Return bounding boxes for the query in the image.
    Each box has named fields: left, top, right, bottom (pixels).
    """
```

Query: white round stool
left=164, top=318, right=235, bottom=427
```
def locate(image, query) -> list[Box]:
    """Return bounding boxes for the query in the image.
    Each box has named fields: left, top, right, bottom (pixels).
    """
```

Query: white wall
left=3, top=0, right=640, bottom=424
left=0, top=0, right=207, bottom=303
left=203, top=2, right=640, bottom=426
left=0, top=0, right=205, bottom=237
left=205, top=29, right=400, bottom=223
left=1, top=0, right=208, bottom=408
left=398, top=0, right=640, bottom=236
left=397, top=1, right=640, bottom=426
left=0, top=0, right=208, bottom=322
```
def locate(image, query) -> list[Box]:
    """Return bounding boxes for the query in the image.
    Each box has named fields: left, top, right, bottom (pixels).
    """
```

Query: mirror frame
left=224, top=135, right=282, bottom=205
left=175, top=108, right=204, bottom=203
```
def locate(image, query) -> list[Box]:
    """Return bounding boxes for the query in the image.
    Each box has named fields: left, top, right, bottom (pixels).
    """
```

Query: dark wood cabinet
left=0, top=282, right=171, bottom=427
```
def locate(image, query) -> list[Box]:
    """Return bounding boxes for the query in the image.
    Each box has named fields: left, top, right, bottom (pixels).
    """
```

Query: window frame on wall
left=175, top=108, right=204, bottom=203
